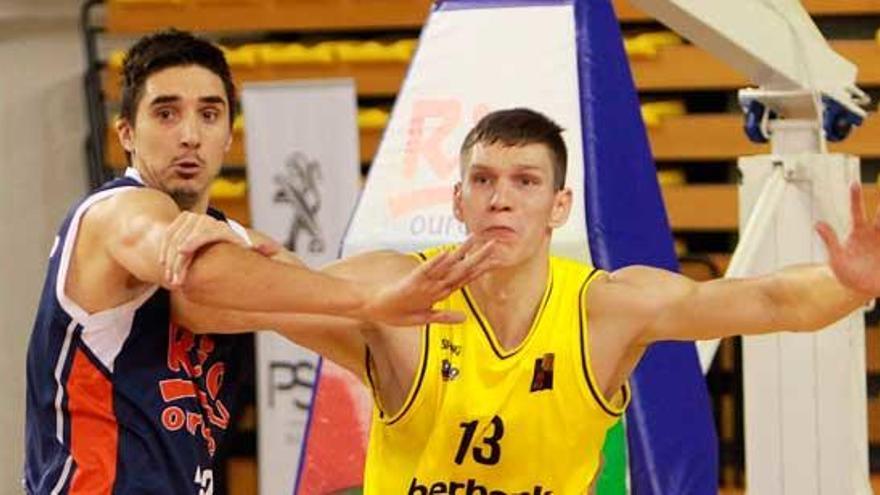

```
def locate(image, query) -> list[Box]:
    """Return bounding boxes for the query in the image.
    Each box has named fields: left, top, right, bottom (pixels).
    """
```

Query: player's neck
left=472, top=255, right=548, bottom=298
left=468, top=248, right=550, bottom=349
left=188, top=194, right=211, bottom=214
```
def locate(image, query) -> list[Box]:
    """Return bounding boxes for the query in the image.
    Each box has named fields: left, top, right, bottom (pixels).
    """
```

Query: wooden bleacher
left=631, top=40, right=880, bottom=90
left=104, top=0, right=880, bottom=32
left=105, top=0, right=434, bottom=33
left=102, top=38, right=880, bottom=99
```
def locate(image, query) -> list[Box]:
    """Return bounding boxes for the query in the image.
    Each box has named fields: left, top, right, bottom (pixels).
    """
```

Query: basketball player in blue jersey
left=165, top=107, right=880, bottom=493
left=23, top=30, right=496, bottom=495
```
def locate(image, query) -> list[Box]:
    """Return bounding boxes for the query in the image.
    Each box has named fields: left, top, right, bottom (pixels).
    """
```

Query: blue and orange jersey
left=24, top=169, right=250, bottom=494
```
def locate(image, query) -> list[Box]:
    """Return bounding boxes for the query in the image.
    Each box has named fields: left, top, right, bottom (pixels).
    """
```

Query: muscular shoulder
left=84, top=187, right=179, bottom=241
left=66, top=187, right=180, bottom=311
left=586, top=265, right=694, bottom=326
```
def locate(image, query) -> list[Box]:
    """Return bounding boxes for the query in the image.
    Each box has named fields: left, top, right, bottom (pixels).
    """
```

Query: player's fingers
left=166, top=214, right=202, bottom=283
left=424, top=309, right=467, bottom=325
left=423, top=236, right=481, bottom=278
left=170, top=245, right=189, bottom=286
left=458, top=253, right=501, bottom=286
left=816, top=221, right=842, bottom=258
left=417, top=251, right=452, bottom=280
left=170, top=258, right=193, bottom=288
left=160, top=212, right=190, bottom=267
left=439, top=240, right=497, bottom=290
left=851, top=182, right=867, bottom=230
left=164, top=213, right=198, bottom=284
left=172, top=222, right=229, bottom=283
left=179, top=220, right=242, bottom=255
left=447, top=235, right=480, bottom=261
left=459, top=239, right=496, bottom=272
left=173, top=233, right=213, bottom=283
left=252, top=241, right=281, bottom=257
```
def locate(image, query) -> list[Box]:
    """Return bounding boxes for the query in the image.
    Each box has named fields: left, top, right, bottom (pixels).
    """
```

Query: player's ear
left=116, top=117, right=135, bottom=154
left=453, top=182, right=464, bottom=222
left=549, top=187, right=572, bottom=228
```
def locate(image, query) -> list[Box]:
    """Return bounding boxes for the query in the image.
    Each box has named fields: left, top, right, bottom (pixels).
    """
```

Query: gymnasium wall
left=0, top=2, right=87, bottom=492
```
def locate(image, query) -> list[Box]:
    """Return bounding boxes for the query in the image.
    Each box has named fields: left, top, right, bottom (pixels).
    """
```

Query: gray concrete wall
left=0, top=2, right=88, bottom=492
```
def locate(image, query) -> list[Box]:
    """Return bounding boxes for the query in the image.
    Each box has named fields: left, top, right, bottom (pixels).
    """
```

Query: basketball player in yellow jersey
left=164, top=108, right=880, bottom=493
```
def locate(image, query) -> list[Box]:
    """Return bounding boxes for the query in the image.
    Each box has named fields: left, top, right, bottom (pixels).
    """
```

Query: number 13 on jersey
left=454, top=415, right=505, bottom=466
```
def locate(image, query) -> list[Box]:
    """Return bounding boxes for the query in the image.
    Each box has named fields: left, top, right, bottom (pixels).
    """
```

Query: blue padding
left=574, top=0, right=719, bottom=493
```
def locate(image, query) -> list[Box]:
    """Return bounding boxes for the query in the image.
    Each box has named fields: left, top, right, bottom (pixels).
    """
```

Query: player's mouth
left=483, top=225, right=517, bottom=240
left=171, top=159, right=203, bottom=180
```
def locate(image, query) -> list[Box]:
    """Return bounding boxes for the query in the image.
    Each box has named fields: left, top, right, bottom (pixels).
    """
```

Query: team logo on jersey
left=530, top=353, right=554, bottom=392
left=441, top=358, right=460, bottom=381
left=159, top=324, right=231, bottom=456
left=441, top=338, right=462, bottom=356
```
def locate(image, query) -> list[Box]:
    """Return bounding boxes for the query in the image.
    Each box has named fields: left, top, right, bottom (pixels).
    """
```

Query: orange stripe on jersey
left=67, top=347, right=117, bottom=494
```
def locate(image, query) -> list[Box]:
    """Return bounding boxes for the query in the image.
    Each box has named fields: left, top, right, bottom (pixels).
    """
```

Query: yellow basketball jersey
left=363, top=246, right=630, bottom=494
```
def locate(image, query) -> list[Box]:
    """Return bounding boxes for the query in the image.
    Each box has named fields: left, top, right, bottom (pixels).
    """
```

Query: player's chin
left=489, top=246, right=526, bottom=268
left=167, top=187, right=204, bottom=210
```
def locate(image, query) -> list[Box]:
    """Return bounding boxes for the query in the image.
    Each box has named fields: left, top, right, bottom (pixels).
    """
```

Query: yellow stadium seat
left=210, top=178, right=247, bottom=199
left=221, top=45, right=260, bottom=68
left=108, top=50, right=126, bottom=70
left=334, top=41, right=409, bottom=63
left=640, top=100, right=686, bottom=128
left=259, top=43, right=334, bottom=65
left=386, top=39, right=419, bottom=62
left=624, top=31, right=683, bottom=59
left=673, top=237, right=687, bottom=257
left=110, top=0, right=184, bottom=4
left=358, top=108, right=390, bottom=129
left=657, top=169, right=686, bottom=186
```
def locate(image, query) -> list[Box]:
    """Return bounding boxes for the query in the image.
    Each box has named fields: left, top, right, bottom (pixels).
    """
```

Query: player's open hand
left=816, top=182, right=880, bottom=297
left=361, top=237, right=499, bottom=326
left=159, top=212, right=249, bottom=287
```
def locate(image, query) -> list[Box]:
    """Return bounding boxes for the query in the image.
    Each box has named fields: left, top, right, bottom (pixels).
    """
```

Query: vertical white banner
left=241, top=80, right=360, bottom=495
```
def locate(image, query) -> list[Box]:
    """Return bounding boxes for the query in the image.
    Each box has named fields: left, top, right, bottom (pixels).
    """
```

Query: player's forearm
left=173, top=294, right=364, bottom=334
left=182, top=242, right=371, bottom=318
left=173, top=294, right=368, bottom=375
left=766, top=263, right=870, bottom=331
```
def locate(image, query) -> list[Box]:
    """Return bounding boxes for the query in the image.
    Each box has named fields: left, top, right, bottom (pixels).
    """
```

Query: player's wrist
left=348, top=281, right=385, bottom=323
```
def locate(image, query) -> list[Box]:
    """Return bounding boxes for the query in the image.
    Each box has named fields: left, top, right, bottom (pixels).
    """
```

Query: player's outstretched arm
left=180, top=232, right=494, bottom=326
left=172, top=249, right=426, bottom=377
left=109, top=194, right=497, bottom=326
left=591, top=182, right=878, bottom=345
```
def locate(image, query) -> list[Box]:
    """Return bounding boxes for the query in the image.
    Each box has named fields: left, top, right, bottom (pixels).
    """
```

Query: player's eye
left=201, top=108, right=220, bottom=122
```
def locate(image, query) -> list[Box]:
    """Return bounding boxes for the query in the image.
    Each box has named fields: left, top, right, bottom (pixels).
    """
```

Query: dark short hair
left=119, top=29, right=237, bottom=127
left=459, top=108, right=568, bottom=190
